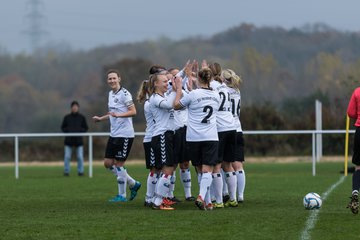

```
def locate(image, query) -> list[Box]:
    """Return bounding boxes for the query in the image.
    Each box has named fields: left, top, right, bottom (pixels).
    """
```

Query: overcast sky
left=1, top=0, right=360, bottom=54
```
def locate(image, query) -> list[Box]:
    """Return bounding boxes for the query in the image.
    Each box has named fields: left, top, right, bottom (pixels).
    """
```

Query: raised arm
left=201, top=59, right=208, bottom=69
left=158, top=92, right=176, bottom=110
left=174, top=77, right=184, bottom=110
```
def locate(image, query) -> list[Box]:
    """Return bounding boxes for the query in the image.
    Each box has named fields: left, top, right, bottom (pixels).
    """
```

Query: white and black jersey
left=143, top=100, right=156, bottom=168
left=173, top=90, right=188, bottom=130
left=149, top=91, right=176, bottom=168
left=143, top=100, right=155, bottom=143
left=227, top=86, right=245, bottom=162
left=108, top=87, right=135, bottom=138
left=173, top=108, right=187, bottom=129
left=149, top=91, right=176, bottom=136
left=227, top=87, right=242, bottom=132
left=210, top=80, right=236, bottom=132
left=179, top=88, right=220, bottom=141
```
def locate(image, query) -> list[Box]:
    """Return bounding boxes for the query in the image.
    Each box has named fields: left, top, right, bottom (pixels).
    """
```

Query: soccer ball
left=303, top=192, right=322, bottom=210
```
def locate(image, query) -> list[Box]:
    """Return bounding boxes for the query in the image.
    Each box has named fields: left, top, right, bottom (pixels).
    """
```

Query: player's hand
left=108, top=112, right=118, bottom=118
left=173, top=76, right=182, bottom=92
left=186, top=77, right=193, bottom=91
left=201, top=59, right=208, bottom=69
left=92, top=116, right=101, bottom=122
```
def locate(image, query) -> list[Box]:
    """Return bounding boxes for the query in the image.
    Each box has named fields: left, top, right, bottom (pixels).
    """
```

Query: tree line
left=0, top=22, right=358, bottom=159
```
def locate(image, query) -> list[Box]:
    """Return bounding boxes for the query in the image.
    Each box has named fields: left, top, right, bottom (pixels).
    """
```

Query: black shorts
left=173, top=126, right=189, bottom=164
left=105, top=137, right=134, bottom=161
left=187, top=141, right=218, bottom=167
left=151, top=131, right=175, bottom=168
left=143, top=142, right=156, bottom=169
left=234, top=132, right=245, bottom=162
left=218, top=130, right=236, bottom=163
left=352, top=127, right=360, bottom=165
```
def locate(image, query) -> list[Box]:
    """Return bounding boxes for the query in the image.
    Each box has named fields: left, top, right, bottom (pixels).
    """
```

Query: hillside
left=0, top=22, right=359, bottom=134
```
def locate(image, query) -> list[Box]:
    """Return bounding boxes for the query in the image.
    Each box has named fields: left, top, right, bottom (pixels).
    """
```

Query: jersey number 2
left=201, top=106, right=213, bottom=123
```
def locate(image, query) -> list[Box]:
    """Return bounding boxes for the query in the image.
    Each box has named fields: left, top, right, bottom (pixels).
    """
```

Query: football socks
left=127, top=172, right=136, bottom=187
left=146, top=172, right=158, bottom=203
left=212, top=172, right=223, bottom=204
left=154, top=174, right=171, bottom=206
left=221, top=169, right=229, bottom=196
left=225, top=171, right=237, bottom=202
left=169, top=172, right=176, bottom=198
left=236, top=170, right=246, bottom=201
left=180, top=168, right=192, bottom=198
left=116, top=167, right=127, bottom=198
left=109, top=165, right=117, bottom=176
left=199, top=172, right=213, bottom=201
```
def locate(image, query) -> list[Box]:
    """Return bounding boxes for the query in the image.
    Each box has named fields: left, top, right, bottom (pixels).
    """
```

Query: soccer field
left=0, top=162, right=357, bottom=240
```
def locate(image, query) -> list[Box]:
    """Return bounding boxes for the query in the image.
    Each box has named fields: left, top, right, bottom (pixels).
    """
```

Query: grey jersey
left=108, top=87, right=135, bottom=138
left=149, top=92, right=176, bottom=137
left=179, top=88, right=220, bottom=141
left=210, top=80, right=236, bottom=132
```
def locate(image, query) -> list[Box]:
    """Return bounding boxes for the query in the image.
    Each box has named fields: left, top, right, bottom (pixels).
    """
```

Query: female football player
left=168, top=67, right=195, bottom=202
left=208, top=63, right=238, bottom=208
left=148, top=68, right=178, bottom=210
left=136, top=79, right=159, bottom=207
left=347, top=86, right=360, bottom=214
left=222, top=69, right=246, bottom=203
left=174, top=67, right=220, bottom=210
left=92, top=69, right=141, bottom=203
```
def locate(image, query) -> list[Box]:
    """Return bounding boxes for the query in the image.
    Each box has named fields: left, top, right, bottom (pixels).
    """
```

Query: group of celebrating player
left=93, top=60, right=246, bottom=211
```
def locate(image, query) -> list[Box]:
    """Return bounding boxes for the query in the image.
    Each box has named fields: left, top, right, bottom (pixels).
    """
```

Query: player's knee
left=162, top=166, right=174, bottom=175
left=180, top=161, right=190, bottom=169
left=104, top=159, right=113, bottom=168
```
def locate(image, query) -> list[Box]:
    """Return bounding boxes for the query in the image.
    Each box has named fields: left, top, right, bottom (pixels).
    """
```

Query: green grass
left=0, top=162, right=358, bottom=240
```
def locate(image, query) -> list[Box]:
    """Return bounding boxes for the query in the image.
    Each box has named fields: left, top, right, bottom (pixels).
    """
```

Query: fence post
left=345, top=116, right=350, bottom=176
left=88, top=135, right=93, bottom=178
left=312, top=132, right=316, bottom=176
left=315, top=100, right=322, bottom=162
left=15, top=136, right=19, bottom=179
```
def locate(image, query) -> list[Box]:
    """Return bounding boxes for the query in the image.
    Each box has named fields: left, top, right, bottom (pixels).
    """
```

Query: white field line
left=300, top=176, right=346, bottom=240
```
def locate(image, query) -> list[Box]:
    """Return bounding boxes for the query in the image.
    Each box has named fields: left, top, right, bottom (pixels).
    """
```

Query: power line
left=23, top=0, right=47, bottom=52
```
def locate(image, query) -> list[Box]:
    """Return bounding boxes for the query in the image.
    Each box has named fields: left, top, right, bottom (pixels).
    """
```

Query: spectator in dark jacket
left=61, top=101, right=88, bottom=176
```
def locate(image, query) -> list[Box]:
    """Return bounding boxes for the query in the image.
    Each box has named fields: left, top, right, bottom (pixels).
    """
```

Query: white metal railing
left=0, top=130, right=354, bottom=178
left=0, top=132, right=145, bottom=179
